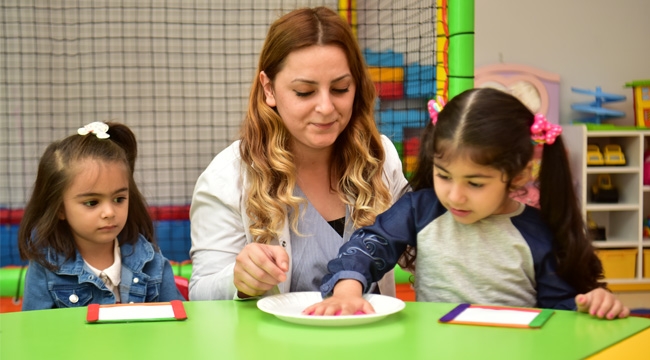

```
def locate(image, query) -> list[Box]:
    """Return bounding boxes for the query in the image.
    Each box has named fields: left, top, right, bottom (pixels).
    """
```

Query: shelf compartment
left=595, top=249, right=638, bottom=279
left=586, top=172, right=639, bottom=206
left=586, top=136, right=641, bottom=168
left=588, top=210, right=640, bottom=242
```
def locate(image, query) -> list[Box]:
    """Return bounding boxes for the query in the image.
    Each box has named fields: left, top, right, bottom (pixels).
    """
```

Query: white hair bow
left=78, top=122, right=110, bottom=139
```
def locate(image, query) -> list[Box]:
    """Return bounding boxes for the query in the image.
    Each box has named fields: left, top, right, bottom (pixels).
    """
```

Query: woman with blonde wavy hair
left=189, top=6, right=408, bottom=300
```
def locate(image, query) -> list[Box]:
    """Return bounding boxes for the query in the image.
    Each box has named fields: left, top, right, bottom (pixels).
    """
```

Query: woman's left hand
left=575, top=288, right=630, bottom=319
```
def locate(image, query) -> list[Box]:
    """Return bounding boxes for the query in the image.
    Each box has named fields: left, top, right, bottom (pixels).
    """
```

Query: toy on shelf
left=602, top=144, right=626, bottom=165
left=590, top=174, right=618, bottom=203
left=571, top=86, right=626, bottom=124
left=587, top=212, right=606, bottom=241
left=587, top=144, right=625, bottom=166
left=625, top=80, right=650, bottom=128
left=587, top=145, right=604, bottom=166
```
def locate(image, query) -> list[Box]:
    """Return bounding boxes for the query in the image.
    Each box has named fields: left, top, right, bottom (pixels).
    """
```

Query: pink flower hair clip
left=530, top=114, right=561, bottom=146
left=78, top=121, right=110, bottom=139
left=427, top=96, right=446, bottom=125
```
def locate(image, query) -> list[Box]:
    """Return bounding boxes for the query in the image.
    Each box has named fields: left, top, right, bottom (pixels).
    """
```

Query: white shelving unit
left=564, top=124, right=650, bottom=286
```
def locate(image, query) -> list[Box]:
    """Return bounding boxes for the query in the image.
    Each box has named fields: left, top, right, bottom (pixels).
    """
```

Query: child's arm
left=303, top=279, right=374, bottom=315
left=575, top=288, right=630, bottom=319
left=319, top=191, right=443, bottom=301
left=535, top=257, right=582, bottom=310
left=319, top=192, right=425, bottom=299
left=21, top=261, right=56, bottom=311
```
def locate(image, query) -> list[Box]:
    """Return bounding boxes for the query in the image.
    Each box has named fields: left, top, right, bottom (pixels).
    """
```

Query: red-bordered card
left=87, top=300, right=187, bottom=323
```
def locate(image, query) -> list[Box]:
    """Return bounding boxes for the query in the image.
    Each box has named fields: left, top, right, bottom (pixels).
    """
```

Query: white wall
left=475, top=0, right=649, bottom=125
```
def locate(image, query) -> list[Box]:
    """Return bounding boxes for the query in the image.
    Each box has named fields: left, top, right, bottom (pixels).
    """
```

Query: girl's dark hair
left=18, top=122, right=155, bottom=271
left=405, top=88, right=604, bottom=293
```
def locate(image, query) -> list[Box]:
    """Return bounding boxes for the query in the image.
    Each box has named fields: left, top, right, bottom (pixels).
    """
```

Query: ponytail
left=537, top=136, right=605, bottom=293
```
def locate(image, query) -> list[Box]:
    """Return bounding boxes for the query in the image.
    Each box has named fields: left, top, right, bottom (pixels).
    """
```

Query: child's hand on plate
left=302, top=295, right=374, bottom=316
left=302, top=279, right=374, bottom=316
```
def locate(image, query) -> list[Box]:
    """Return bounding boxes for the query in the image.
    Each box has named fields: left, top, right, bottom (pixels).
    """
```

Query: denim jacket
left=22, top=235, right=184, bottom=311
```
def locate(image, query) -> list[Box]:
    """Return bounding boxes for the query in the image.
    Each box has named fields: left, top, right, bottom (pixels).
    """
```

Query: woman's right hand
left=234, top=243, right=289, bottom=298
left=302, top=279, right=375, bottom=316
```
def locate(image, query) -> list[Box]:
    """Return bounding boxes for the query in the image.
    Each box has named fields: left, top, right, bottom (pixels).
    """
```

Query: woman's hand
left=233, top=243, right=289, bottom=298
left=575, top=287, right=630, bottom=319
left=302, top=279, right=375, bottom=316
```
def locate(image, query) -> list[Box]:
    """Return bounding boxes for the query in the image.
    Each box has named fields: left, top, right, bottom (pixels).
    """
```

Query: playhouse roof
left=625, top=80, right=650, bottom=87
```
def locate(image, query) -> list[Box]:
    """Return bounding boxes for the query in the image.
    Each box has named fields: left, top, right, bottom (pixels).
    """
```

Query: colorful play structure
left=626, top=80, right=650, bottom=128
left=367, top=0, right=475, bottom=177
left=0, top=0, right=476, bottom=312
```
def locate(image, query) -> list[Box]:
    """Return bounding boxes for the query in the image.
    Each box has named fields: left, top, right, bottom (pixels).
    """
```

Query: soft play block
left=375, top=82, right=404, bottom=100
left=363, top=48, right=404, bottom=67
left=376, top=110, right=429, bottom=142
left=368, top=67, right=404, bottom=83
left=405, top=80, right=436, bottom=98
left=155, top=220, right=191, bottom=263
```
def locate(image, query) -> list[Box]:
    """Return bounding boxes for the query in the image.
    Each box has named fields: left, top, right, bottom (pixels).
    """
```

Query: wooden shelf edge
left=607, top=282, right=650, bottom=292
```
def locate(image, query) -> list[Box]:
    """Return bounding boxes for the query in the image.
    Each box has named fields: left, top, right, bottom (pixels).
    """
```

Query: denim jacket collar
left=46, top=235, right=155, bottom=276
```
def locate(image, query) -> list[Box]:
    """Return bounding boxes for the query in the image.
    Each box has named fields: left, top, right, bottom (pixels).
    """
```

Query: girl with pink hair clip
left=306, top=88, right=629, bottom=319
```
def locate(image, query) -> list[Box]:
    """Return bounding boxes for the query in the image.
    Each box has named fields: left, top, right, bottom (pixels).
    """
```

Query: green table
left=1, top=300, right=648, bottom=359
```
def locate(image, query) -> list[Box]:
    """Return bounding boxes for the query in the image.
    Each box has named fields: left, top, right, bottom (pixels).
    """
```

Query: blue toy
left=571, top=87, right=626, bottom=124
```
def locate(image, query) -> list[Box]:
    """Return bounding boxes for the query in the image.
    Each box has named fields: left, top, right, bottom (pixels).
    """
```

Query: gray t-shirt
left=416, top=202, right=537, bottom=306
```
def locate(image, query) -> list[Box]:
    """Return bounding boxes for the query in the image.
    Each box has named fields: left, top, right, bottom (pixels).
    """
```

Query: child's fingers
left=604, top=300, right=630, bottom=319
left=577, top=288, right=630, bottom=320
left=617, top=306, right=631, bottom=318
left=302, top=303, right=318, bottom=315
left=302, top=297, right=374, bottom=316
left=575, top=293, right=591, bottom=313
left=589, top=291, right=615, bottom=318
left=604, top=301, right=627, bottom=319
left=360, top=301, right=376, bottom=315
left=576, top=290, right=606, bottom=316
left=302, top=301, right=340, bottom=316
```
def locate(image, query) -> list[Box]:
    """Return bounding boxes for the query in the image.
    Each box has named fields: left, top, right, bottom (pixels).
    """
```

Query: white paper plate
left=256, top=291, right=405, bottom=326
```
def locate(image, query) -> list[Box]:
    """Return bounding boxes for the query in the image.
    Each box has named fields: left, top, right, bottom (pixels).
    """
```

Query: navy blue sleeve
left=535, top=252, right=578, bottom=310
left=512, top=207, right=578, bottom=310
left=320, top=189, right=443, bottom=297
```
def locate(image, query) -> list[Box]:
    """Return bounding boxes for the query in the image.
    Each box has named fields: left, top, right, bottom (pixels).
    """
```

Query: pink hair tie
left=427, top=96, right=446, bottom=125
left=530, top=114, right=561, bottom=146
